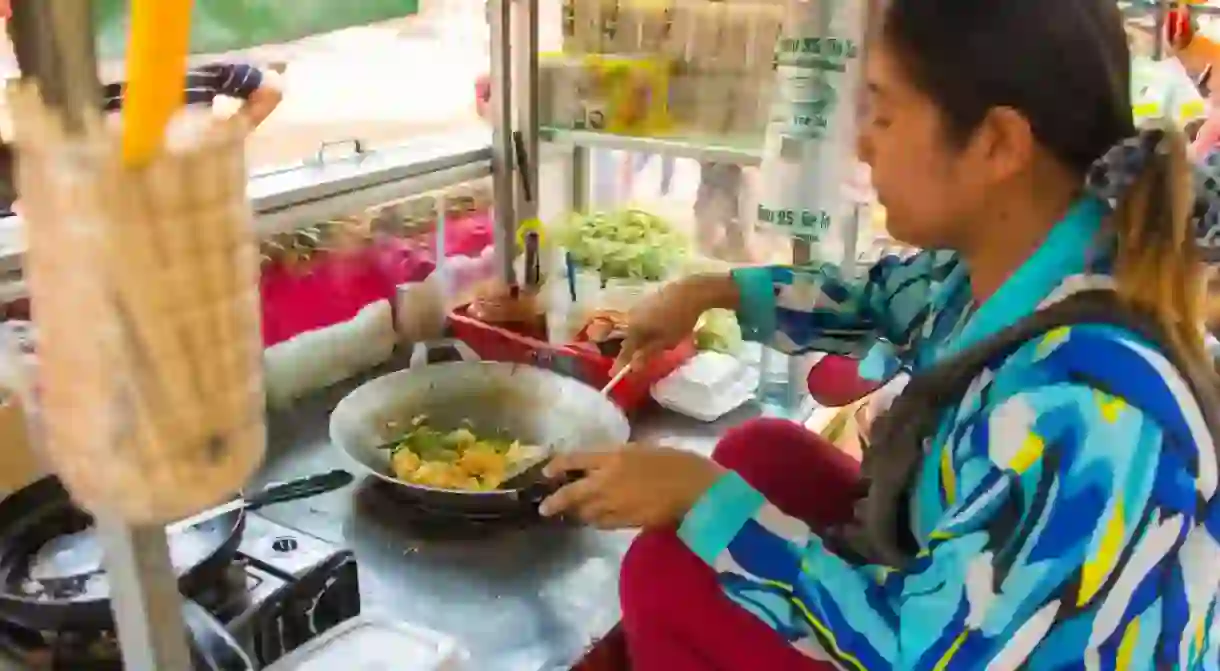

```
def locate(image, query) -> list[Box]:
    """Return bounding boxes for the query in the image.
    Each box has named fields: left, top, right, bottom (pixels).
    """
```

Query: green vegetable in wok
left=378, top=416, right=531, bottom=490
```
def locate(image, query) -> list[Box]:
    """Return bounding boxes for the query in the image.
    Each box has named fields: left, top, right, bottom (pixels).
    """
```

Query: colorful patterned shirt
left=680, top=198, right=1220, bottom=668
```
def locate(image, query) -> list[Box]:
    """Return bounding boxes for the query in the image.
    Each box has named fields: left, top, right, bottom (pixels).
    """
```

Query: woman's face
left=857, top=40, right=992, bottom=249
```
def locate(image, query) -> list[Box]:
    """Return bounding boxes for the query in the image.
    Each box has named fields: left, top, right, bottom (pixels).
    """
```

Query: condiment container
left=262, top=613, right=470, bottom=671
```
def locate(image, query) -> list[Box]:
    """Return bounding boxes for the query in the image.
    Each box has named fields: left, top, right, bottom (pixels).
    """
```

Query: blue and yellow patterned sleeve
left=731, top=249, right=956, bottom=377
left=680, top=381, right=1192, bottom=667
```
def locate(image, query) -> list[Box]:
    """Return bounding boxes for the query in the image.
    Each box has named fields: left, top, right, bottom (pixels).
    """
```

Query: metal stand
left=570, top=146, right=590, bottom=213
left=489, top=0, right=517, bottom=285
left=512, top=0, right=540, bottom=224
left=95, top=517, right=193, bottom=670
left=1155, top=0, right=1170, bottom=60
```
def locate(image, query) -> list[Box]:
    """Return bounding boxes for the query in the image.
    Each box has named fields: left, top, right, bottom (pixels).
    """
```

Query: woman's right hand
left=613, top=274, right=739, bottom=372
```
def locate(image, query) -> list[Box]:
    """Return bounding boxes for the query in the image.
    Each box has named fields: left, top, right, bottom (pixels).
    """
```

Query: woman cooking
left=540, top=0, right=1220, bottom=667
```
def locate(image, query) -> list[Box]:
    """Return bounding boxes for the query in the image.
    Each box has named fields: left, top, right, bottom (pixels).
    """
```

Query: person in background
left=623, top=152, right=676, bottom=198
left=537, top=0, right=1220, bottom=667
left=694, top=161, right=748, bottom=259
left=102, top=62, right=284, bottom=131
left=0, top=62, right=283, bottom=215
left=475, top=73, right=491, bottom=121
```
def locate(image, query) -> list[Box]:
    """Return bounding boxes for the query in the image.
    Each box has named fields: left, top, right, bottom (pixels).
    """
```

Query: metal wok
left=329, top=340, right=631, bottom=516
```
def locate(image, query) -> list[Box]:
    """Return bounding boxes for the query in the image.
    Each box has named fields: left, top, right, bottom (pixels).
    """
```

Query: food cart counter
left=250, top=355, right=758, bottom=670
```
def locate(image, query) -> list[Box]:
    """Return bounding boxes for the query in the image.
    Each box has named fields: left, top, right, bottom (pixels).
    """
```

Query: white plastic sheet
left=755, top=0, right=868, bottom=265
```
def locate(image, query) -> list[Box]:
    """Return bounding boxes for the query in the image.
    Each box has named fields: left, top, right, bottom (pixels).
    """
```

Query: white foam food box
left=262, top=613, right=470, bottom=671
left=651, top=351, right=758, bottom=422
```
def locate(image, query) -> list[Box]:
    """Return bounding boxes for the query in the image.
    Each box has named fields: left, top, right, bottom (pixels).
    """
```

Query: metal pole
left=512, top=0, right=539, bottom=225
left=786, top=240, right=812, bottom=415
left=1155, top=0, right=1170, bottom=60
left=489, top=0, right=518, bottom=285
left=95, top=517, right=193, bottom=670
left=570, top=145, right=589, bottom=213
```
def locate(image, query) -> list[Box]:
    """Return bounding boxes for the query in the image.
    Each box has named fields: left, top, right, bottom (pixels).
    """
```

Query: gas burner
left=0, top=515, right=360, bottom=670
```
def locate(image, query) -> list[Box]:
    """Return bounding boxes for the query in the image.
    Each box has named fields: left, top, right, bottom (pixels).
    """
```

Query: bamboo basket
left=6, top=86, right=266, bottom=524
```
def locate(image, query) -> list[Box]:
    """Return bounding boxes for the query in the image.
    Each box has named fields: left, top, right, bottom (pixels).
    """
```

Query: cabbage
left=694, top=309, right=742, bottom=354
left=556, top=208, right=685, bottom=281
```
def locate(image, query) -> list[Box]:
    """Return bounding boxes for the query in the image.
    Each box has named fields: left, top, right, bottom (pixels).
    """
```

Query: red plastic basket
left=447, top=305, right=695, bottom=412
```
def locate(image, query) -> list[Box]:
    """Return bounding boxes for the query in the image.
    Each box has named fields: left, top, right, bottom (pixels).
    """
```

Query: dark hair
left=884, top=0, right=1205, bottom=361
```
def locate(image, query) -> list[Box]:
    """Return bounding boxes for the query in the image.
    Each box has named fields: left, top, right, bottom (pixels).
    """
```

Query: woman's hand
left=613, top=273, right=740, bottom=372
left=539, top=444, right=725, bottom=529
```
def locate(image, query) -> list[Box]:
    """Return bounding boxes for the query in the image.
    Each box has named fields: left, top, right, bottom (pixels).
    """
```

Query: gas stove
left=0, top=515, right=360, bottom=670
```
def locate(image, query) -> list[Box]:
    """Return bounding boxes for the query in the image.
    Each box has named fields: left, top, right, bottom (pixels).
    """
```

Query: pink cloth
left=804, top=355, right=884, bottom=407
left=619, top=418, right=862, bottom=671
left=259, top=212, right=493, bottom=346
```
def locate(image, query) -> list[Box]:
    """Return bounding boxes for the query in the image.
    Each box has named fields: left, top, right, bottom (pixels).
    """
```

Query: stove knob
left=271, top=537, right=298, bottom=553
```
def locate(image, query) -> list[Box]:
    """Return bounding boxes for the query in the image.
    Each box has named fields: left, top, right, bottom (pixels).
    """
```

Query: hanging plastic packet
left=755, top=0, right=868, bottom=262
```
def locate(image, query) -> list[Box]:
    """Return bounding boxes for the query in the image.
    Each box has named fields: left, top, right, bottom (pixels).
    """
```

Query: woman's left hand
left=539, top=444, right=725, bottom=529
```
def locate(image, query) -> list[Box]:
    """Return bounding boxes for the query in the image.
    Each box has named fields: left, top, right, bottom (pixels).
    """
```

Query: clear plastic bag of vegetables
left=694, top=308, right=743, bottom=355
left=555, top=208, right=687, bottom=281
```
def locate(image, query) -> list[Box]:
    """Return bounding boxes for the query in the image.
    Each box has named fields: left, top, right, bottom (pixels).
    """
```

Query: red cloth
left=619, top=418, right=862, bottom=671
left=804, top=355, right=884, bottom=407
left=1168, top=5, right=1195, bottom=47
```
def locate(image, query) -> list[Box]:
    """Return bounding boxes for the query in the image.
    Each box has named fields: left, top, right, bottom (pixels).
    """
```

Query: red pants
left=619, top=418, right=862, bottom=671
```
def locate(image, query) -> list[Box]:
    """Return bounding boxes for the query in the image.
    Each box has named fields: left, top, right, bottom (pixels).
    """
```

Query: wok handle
left=518, top=470, right=588, bottom=512
left=409, top=339, right=480, bottom=369
left=183, top=599, right=253, bottom=671
left=244, top=469, right=355, bottom=511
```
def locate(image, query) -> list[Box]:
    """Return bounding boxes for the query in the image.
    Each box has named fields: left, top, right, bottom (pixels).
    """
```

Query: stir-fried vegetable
left=379, top=416, right=530, bottom=490
left=556, top=209, right=685, bottom=281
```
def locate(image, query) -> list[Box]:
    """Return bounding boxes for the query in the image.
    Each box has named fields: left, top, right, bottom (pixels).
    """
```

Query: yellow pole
left=120, top=0, right=194, bottom=166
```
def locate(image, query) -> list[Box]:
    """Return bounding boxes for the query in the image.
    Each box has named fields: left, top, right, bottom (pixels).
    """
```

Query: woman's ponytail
left=1110, top=124, right=1208, bottom=365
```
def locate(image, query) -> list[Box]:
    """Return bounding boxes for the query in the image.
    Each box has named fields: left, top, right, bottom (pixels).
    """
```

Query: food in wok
left=380, top=415, right=541, bottom=490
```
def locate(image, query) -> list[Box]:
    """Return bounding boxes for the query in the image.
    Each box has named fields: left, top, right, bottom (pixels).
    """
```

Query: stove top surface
left=264, top=473, right=632, bottom=671
left=0, top=514, right=360, bottom=670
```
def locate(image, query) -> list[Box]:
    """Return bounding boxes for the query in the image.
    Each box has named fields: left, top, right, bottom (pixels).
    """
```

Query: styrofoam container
left=263, top=613, right=470, bottom=671
left=651, top=351, right=758, bottom=422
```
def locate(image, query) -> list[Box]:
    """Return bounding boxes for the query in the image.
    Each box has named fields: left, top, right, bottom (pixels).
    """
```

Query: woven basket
left=8, top=88, right=266, bottom=524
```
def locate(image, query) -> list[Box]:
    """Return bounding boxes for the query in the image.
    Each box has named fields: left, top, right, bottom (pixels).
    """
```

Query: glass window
left=234, top=9, right=491, bottom=170
left=540, top=150, right=793, bottom=268
left=0, top=1, right=494, bottom=173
